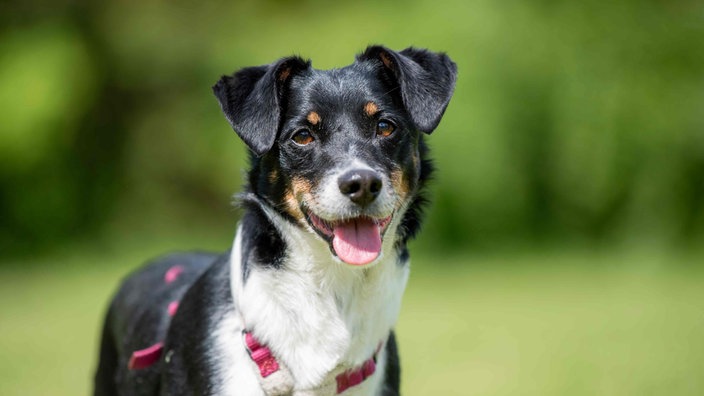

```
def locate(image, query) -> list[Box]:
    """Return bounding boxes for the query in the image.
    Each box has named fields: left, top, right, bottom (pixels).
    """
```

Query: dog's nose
left=338, top=169, right=382, bottom=207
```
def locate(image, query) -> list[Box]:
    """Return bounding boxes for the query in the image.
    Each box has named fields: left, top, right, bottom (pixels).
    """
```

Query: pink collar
left=244, top=331, right=382, bottom=394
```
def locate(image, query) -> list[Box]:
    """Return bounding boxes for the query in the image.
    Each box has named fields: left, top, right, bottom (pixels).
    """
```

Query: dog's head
left=214, top=46, right=456, bottom=266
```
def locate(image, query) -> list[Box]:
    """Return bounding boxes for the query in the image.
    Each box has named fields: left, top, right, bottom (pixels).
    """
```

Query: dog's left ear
left=213, top=56, right=311, bottom=156
left=357, top=46, right=457, bottom=134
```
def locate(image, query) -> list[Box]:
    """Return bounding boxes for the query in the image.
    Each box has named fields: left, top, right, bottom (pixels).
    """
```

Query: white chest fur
left=227, top=208, right=410, bottom=394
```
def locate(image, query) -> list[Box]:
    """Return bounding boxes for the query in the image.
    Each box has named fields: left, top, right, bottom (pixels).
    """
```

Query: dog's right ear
left=213, top=57, right=311, bottom=156
left=357, top=46, right=457, bottom=134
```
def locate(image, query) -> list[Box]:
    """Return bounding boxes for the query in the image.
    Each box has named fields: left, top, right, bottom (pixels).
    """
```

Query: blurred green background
left=1, top=0, right=703, bottom=395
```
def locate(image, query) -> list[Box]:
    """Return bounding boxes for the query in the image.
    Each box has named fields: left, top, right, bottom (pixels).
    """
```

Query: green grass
left=400, top=252, right=704, bottom=395
left=1, top=247, right=703, bottom=395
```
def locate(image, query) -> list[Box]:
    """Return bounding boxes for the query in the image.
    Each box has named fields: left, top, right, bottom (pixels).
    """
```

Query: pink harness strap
left=336, top=357, right=377, bottom=394
left=127, top=265, right=184, bottom=371
left=244, top=330, right=382, bottom=394
left=167, top=301, right=179, bottom=317
left=128, top=342, right=164, bottom=370
left=128, top=263, right=381, bottom=394
left=164, top=265, right=184, bottom=283
left=244, top=331, right=280, bottom=377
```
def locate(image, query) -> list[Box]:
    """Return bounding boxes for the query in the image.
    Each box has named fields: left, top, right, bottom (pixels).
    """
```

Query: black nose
left=338, top=169, right=382, bottom=207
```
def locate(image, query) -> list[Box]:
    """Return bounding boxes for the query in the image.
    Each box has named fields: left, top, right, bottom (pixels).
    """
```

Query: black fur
left=382, top=332, right=401, bottom=396
left=95, top=46, right=456, bottom=395
left=238, top=199, right=287, bottom=281
left=213, top=57, right=311, bottom=156
left=159, top=254, right=233, bottom=394
left=94, top=252, right=218, bottom=396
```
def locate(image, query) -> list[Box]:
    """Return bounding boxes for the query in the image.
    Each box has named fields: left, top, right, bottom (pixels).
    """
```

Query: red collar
left=244, top=331, right=382, bottom=394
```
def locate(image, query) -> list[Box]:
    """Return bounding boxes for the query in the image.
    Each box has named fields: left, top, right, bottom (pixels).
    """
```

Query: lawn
left=1, top=245, right=702, bottom=395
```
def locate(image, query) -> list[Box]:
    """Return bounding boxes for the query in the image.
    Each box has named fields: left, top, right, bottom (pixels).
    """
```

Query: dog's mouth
left=304, top=210, right=393, bottom=266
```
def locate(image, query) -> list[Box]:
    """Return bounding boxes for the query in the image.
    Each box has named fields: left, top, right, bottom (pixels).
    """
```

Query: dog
left=94, top=45, right=457, bottom=396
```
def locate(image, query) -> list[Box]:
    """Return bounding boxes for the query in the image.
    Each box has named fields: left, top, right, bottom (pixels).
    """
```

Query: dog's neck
left=229, top=202, right=410, bottom=390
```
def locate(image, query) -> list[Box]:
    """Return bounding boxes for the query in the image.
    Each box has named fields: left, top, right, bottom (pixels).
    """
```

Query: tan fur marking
left=291, top=176, right=312, bottom=196
left=379, top=52, right=394, bottom=69
left=284, top=190, right=304, bottom=221
left=412, top=152, right=420, bottom=170
left=284, top=176, right=313, bottom=221
left=306, top=111, right=321, bottom=125
left=268, top=169, right=279, bottom=183
left=390, top=168, right=410, bottom=200
left=278, top=67, right=291, bottom=82
left=364, top=102, right=379, bottom=116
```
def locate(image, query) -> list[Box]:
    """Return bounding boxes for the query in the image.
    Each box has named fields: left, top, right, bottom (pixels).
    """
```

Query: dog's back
left=94, top=252, right=219, bottom=396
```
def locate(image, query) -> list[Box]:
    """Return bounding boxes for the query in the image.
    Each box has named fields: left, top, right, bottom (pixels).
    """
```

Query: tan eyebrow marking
left=306, top=111, right=321, bottom=125
left=278, top=66, right=291, bottom=82
left=364, top=102, right=379, bottom=116
left=379, top=52, right=394, bottom=69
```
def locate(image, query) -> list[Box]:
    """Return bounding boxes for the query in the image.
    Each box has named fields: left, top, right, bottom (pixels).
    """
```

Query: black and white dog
left=94, top=45, right=456, bottom=396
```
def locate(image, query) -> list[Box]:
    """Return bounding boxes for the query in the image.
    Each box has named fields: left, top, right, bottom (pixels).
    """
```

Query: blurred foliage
left=1, top=0, right=703, bottom=256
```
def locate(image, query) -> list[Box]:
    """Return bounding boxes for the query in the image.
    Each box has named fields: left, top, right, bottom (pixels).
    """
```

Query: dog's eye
left=376, top=120, right=396, bottom=138
left=291, top=129, right=315, bottom=146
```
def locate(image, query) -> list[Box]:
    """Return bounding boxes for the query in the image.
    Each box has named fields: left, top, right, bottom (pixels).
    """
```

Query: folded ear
left=357, top=46, right=457, bottom=134
left=213, top=57, right=311, bottom=156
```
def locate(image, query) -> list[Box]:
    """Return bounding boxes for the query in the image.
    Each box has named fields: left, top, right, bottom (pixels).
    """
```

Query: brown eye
left=376, top=120, right=396, bottom=137
left=291, top=129, right=314, bottom=146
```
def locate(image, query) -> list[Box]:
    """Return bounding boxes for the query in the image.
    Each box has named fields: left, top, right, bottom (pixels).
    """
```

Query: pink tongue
left=332, top=218, right=382, bottom=265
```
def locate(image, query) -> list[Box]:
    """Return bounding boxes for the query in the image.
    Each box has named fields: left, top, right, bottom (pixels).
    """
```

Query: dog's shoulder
left=105, top=251, right=225, bottom=394
left=159, top=253, right=249, bottom=394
